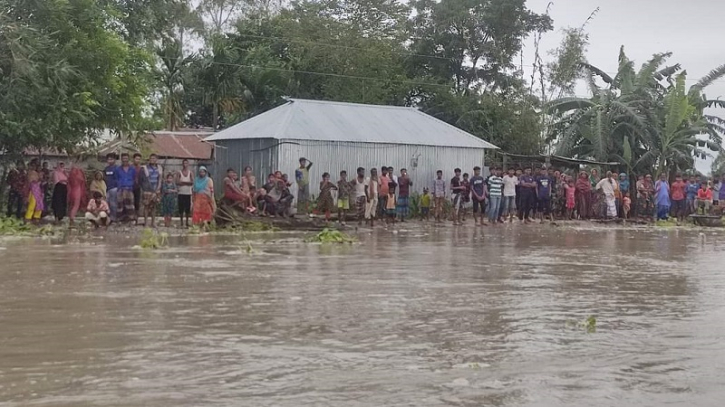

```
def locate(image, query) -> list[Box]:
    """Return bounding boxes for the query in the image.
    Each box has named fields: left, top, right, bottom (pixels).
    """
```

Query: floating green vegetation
left=305, top=228, right=356, bottom=243
left=0, top=217, right=33, bottom=235
left=139, top=229, right=169, bottom=249
left=0, top=217, right=61, bottom=237
left=655, top=218, right=680, bottom=227
left=566, top=315, right=597, bottom=333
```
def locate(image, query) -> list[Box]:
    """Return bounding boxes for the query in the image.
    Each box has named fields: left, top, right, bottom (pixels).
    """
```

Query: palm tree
left=196, top=35, right=242, bottom=129
left=156, top=38, right=194, bottom=131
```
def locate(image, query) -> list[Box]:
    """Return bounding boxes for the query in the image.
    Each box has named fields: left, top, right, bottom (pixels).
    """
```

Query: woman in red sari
left=192, top=166, right=215, bottom=226
left=575, top=171, right=592, bottom=220
left=67, top=164, right=87, bottom=224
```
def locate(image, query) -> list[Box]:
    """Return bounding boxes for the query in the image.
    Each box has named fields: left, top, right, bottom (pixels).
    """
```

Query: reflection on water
left=1, top=226, right=725, bottom=406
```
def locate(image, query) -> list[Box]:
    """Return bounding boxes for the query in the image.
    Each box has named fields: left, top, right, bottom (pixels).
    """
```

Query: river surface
left=1, top=225, right=724, bottom=406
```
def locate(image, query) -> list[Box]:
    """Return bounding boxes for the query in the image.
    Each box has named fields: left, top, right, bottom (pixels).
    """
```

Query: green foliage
left=139, top=229, right=169, bottom=249
left=0, top=217, right=33, bottom=235
left=305, top=228, right=356, bottom=243
left=0, top=217, right=59, bottom=237
left=566, top=315, right=597, bottom=333
left=0, top=0, right=152, bottom=156
left=548, top=48, right=725, bottom=176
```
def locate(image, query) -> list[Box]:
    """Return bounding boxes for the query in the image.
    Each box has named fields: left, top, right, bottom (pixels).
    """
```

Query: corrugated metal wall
left=211, top=138, right=278, bottom=192
left=212, top=138, right=486, bottom=199
left=278, top=140, right=486, bottom=198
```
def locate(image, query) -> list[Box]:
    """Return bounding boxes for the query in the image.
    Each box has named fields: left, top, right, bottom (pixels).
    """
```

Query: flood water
left=1, top=225, right=725, bottom=406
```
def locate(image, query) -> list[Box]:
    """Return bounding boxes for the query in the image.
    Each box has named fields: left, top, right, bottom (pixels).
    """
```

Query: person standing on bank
left=502, top=168, right=518, bottom=222
left=432, top=170, right=446, bottom=223
left=132, top=153, right=143, bottom=218
left=140, top=154, right=163, bottom=227
left=176, top=159, right=194, bottom=227
left=654, top=173, right=671, bottom=221
left=67, top=162, right=87, bottom=226
left=295, top=157, right=313, bottom=215
left=353, top=167, right=367, bottom=226
left=397, top=169, right=412, bottom=222
left=51, top=162, right=68, bottom=222
left=104, top=153, right=118, bottom=222
left=470, top=166, right=487, bottom=226
left=487, top=168, right=504, bottom=225
left=115, top=153, right=137, bottom=223
left=518, top=167, right=537, bottom=223
left=5, top=160, right=27, bottom=219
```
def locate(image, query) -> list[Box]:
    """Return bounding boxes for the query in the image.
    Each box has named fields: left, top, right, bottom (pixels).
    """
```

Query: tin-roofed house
left=205, top=99, right=497, bottom=196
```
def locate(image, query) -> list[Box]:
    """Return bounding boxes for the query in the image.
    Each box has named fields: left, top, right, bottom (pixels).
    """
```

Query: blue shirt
left=536, top=176, right=552, bottom=198
left=116, top=165, right=136, bottom=190
left=655, top=180, right=671, bottom=206
left=686, top=182, right=699, bottom=200
left=146, top=165, right=160, bottom=190
left=104, top=165, right=118, bottom=190
left=519, top=175, right=536, bottom=193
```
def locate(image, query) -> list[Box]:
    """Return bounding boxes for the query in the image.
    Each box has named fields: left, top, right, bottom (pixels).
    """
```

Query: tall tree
left=156, top=38, right=195, bottom=131
left=408, top=0, right=552, bottom=94
left=1, top=0, right=150, bottom=155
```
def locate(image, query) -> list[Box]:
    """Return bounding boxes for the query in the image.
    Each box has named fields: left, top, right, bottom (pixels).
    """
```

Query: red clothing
left=379, top=175, right=390, bottom=195
left=7, top=169, right=27, bottom=192
left=697, top=188, right=713, bottom=200
left=671, top=181, right=686, bottom=201
left=223, top=177, right=248, bottom=202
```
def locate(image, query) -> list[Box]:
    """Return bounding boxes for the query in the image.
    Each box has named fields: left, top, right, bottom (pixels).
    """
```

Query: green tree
left=1, top=0, right=150, bottom=155
left=548, top=48, right=724, bottom=176
left=156, top=38, right=195, bottom=131
left=408, top=0, right=552, bottom=94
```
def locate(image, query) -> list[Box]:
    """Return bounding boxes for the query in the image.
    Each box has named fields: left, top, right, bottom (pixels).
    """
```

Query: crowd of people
left=5, top=154, right=725, bottom=229
left=415, top=167, right=725, bottom=226
left=3, top=154, right=216, bottom=228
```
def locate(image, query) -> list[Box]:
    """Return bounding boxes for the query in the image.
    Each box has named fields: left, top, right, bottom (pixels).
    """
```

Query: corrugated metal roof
left=205, top=99, right=498, bottom=149
left=98, top=131, right=214, bottom=160
left=148, top=131, right=213, bottom=159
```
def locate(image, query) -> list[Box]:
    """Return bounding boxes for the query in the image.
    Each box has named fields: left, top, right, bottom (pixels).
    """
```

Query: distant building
left=205, top=99, right=497, bottom=196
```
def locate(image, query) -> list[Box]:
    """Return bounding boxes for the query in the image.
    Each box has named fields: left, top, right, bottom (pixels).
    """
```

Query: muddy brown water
left=1, top=225, right=724, bottom=406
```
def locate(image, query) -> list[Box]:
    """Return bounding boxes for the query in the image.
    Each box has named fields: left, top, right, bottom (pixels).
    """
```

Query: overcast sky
left=523, top=0, right=725, bottom=172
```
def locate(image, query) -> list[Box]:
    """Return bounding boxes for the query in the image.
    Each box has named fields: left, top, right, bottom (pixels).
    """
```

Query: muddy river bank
left=1, top=224, right=724, bottom=406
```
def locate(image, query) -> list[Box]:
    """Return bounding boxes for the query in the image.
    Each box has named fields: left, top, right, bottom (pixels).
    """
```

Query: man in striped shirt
left=487, top=168, right=504, bottom=224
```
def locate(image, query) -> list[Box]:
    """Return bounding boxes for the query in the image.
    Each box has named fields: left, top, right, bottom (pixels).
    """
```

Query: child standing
left=161, top=173, right=178, bottom=227
left=432, top=170, right=446, bottom=222
left=461, top=173, right=471, bottom=223
left=622, top=192, right=632, bottom=219
left=564, top=176, right=576, bottom=220
left=386, top=181, right=397, bottom=225
left=337, top=170, right=352, bottom=225
left=420, top=188, right=431, bottom=221
left=318, top=172, right=338, bottom=222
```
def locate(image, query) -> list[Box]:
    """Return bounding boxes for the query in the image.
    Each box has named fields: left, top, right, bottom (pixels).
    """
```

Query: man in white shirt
left=502, top=168, right=518, bottom=222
